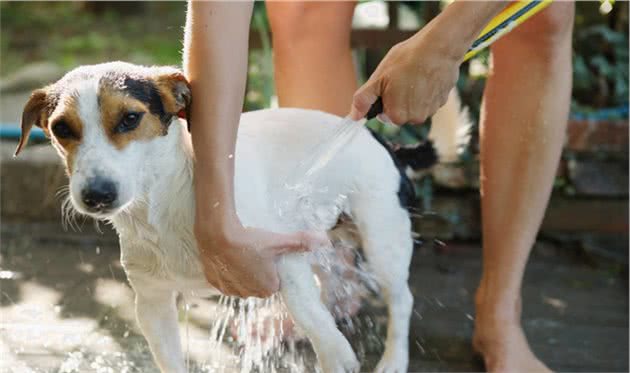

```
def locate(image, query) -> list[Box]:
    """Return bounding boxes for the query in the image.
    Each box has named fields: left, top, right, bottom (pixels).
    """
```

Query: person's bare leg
left=474, top=3, right=575, bottom=371
left=266, top=1, right=357, bottom=116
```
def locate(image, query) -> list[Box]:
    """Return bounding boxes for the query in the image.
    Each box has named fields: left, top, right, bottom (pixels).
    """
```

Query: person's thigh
left=266, top=1, right=356, bottom=44
left=493, top=1, right=575, bottom=55
left=265, top=1, right=357, bottom=115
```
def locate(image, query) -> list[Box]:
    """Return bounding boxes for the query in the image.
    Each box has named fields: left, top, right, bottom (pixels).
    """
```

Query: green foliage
left=0, top=2, right=185, bottom=76
left=1, top=1, right=627, bottom=121
left=573, top=24, right=629, bottom=109
left=245, top=4, right=275, bottom=111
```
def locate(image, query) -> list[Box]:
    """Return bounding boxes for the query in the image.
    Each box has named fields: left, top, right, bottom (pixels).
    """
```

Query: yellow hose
left=463, top=0, right=553, bottom=62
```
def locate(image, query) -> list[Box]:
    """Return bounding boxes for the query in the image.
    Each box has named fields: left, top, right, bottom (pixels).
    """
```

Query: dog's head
left=15, top=62, right=191, bottom=219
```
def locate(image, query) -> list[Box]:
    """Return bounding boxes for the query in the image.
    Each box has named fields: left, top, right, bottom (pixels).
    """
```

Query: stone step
left=2, top=141, right=628, bottom=238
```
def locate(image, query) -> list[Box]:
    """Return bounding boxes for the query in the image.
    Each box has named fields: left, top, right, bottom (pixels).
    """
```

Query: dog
left=15, top=62, right=470, bottom=373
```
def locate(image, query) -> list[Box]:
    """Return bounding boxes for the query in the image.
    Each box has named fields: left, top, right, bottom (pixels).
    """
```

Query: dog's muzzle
left=81, top=177, right=118, bottom=212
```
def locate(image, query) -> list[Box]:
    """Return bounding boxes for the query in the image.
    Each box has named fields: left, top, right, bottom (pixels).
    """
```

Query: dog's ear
left=154, top=72, right=192, bottom=129
left=15, top=89, right=48, bottom=156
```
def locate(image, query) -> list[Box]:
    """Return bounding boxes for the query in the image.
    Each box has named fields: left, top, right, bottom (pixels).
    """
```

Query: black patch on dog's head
left=122, top=77, right=171, bottom=125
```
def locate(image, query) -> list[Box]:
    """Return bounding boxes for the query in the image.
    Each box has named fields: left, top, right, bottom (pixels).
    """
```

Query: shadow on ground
left=1, top=221, right=628, bottom=372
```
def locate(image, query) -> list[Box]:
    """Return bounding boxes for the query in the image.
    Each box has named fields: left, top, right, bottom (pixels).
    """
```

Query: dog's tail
left=393, top=89, right=472, bottom=171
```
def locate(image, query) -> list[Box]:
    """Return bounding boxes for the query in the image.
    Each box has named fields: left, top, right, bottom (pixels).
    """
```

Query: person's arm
left=349, top=1, right=506, bottom=124
left=184, top=1, right=326, bottom=298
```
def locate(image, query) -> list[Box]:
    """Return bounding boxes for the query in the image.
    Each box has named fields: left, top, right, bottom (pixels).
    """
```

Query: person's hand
left=194, top=214, right=329, bottom=298
left=349, top=32, right=461, bottom=126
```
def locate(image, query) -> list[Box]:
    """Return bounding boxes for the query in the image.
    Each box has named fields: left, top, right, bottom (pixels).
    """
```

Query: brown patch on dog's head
left=96, top=68, right=191, bottom=149
left=15, top=89, right=49, bottom=156
left=98, top=83, right=166, bottom=149
left=153, top=70, right=192, bottom=128
left=47, top=95, right=84, bottom=173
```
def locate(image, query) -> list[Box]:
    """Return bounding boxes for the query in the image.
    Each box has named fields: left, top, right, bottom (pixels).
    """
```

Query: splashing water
left=290, top=117, right=366, bottom=180
left=197, top=118, right=391, bottom=373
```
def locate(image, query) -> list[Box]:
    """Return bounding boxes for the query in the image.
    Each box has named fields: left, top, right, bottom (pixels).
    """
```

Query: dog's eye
left=116, top=112, right=144, bottom=133
left=52, top=121, right=75, bottom=139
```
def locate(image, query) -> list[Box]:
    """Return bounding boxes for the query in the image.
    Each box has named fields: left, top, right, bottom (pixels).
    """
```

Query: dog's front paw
left=319, top=342, right=360, bottom=373
left=320, top=355, right=360, bottom=373
left=374, top=351, right=408, bottom=373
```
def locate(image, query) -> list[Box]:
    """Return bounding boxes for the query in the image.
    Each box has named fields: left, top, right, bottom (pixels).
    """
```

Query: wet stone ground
left=1, top=222, right=628, bottom=372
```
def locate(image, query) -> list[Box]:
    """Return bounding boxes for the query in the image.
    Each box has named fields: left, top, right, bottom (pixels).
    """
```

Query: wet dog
left=16, top=62, right=469, bottom=373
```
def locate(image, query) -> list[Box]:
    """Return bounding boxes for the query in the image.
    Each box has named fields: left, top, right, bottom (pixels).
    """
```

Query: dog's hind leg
left=278, top=255, right=360, bottom=373
left=135, top=289, right=186, bottom=373
left=350, top=193, right=414, bottom=373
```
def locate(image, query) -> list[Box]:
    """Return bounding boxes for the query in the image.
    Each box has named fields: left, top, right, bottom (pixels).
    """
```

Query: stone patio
left=1, top=221, right=627, bottom=372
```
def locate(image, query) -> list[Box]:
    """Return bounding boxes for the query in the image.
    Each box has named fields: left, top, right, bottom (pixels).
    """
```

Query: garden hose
left=366, top=0, right=555, bottom=117
left=463, top=0, right=553, bottom=62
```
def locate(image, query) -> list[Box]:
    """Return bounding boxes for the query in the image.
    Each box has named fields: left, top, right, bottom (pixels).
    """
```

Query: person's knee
left=497, top=2, right=575, bottom=52
left=267, top=1, right=355, bottom=50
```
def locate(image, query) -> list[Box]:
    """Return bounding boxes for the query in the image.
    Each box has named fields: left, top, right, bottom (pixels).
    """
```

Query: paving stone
left=568, top=158, right=629, bottom=197
left=0, top=222, right=627, bottom=372
left=566, top=119, right=629, bottom=154
left=1, top=142, right=66, bottom=221
left=542, top=196, right=629, bottom=233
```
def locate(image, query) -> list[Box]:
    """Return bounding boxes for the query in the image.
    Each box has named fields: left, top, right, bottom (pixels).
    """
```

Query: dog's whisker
left=55, top=185, right=70, bottom=198
left=93, top=219, right=103, bottom=234
left=60, top=195, right=83, bottom=233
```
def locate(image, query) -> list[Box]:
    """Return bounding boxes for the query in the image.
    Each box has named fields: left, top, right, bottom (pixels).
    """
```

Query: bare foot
left=473, top=317, right=551, bottom=372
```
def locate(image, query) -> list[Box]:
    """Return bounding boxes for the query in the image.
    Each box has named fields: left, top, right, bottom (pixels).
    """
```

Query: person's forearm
left=411, top=1, right=506, bottom=61
left=184, top=1, right=253, bottom=227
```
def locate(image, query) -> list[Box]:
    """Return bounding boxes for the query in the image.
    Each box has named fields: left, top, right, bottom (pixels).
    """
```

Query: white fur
left=429, top=89, right=472, bottom=163
left=50, top=69, right=467, bottom=373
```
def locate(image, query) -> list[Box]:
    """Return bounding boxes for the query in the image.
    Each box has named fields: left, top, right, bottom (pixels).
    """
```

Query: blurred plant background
left=1, top=0, right=628, bottom=214
left=1, top=4, right=627, bottom=372
left=1, top=1, right=627, bottom=117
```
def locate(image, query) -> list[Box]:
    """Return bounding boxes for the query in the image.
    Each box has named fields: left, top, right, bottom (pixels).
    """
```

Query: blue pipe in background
left=0, top=125, right=46, bottom=140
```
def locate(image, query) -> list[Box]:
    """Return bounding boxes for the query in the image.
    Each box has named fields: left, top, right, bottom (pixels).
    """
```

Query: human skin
left=184, top=1, right=327, bottom=298
left=266, top=1, right=358, bottom=116
left=473, top=3, right=575, bottom=371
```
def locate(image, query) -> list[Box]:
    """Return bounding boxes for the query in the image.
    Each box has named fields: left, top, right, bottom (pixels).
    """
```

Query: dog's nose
left=81, top=178, right=117, bottom=210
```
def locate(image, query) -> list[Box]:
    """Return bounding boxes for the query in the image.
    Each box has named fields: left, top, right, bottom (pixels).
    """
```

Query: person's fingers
left=246, top=266, right=280, bottom=297
left=349, top=79, right=380, bottom=121
left=408, top=105, right=429, bottom=125
left=376, top=113, right=395, bottom=126
left=243, top=286, right=273, bottom=299
left=383, top=89, right=410, bottom=126
left=219, top=283, right=242, bottom=297
left=261, top=275, right=279, bottom=297
left=269, top=231, right=330, bottom=256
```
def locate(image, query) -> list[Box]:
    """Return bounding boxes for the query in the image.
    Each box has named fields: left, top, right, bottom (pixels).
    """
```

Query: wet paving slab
left=1, top=222, right=628, bottom=372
